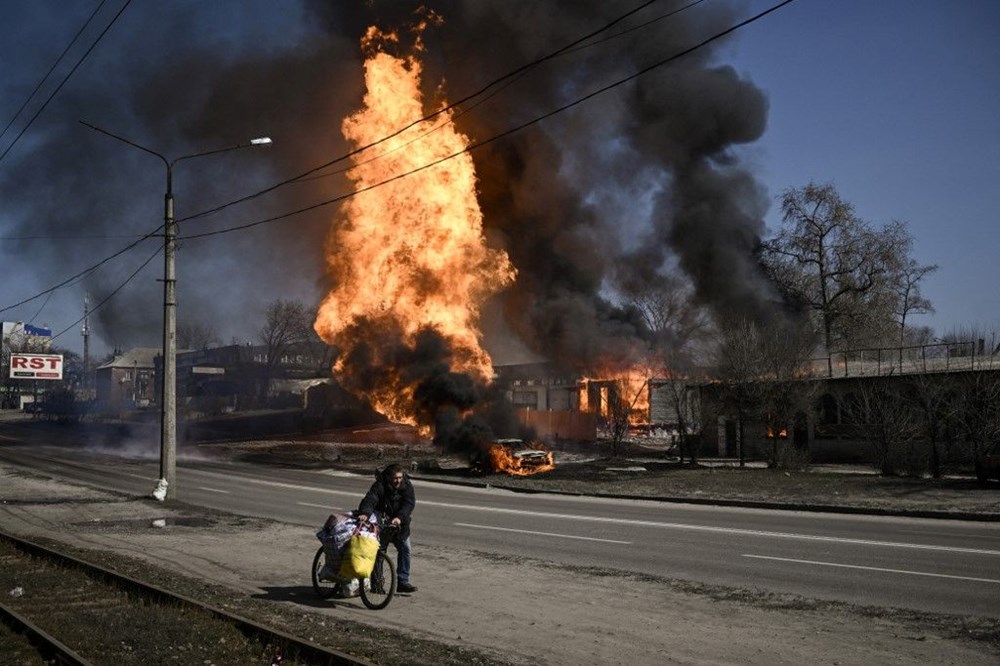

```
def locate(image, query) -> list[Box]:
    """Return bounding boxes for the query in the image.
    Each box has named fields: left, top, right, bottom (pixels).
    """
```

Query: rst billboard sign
left=9, top=353, right=63, bottom=380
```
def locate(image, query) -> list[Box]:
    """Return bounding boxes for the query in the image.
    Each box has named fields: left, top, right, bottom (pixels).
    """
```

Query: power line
left=0, top=233, right=155, bottom=242
left=1, top=0, right=792, bottom=313
left=0, top=226, right=161, bottom=315
left=26, top=290, right=54, bottom=328
left=175, top=0, right=678, bottom=224
left=50, top=244, right=161, bottom=342
left=560, top=0, right=709, bottom=56
left=0, top=0, right=110, bottom=146
left=2, top=0, right=681, bottom=305
left=183, top=0, right=796, bottom=242
left=0, top=0, right=133, bottom=166
left=291, top=0, right=710, bottom=187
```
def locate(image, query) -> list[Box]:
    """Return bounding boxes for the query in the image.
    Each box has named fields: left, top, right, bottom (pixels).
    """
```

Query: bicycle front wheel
left=359, top=549, right=395, bottom=610
left=311, top=545, right=339, bottom=599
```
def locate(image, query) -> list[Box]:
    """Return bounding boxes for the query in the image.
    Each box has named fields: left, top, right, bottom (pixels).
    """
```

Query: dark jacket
left=358, top=468, right=415, bottom=541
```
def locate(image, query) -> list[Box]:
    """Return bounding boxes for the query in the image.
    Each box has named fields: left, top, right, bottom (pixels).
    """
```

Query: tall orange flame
left=314, top=27, right=515, bottom=426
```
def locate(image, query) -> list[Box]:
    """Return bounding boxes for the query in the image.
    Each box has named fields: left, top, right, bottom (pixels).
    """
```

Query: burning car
left=512, top=449, right=552, bottom=469
left=469, top=439, right=555, bottom=476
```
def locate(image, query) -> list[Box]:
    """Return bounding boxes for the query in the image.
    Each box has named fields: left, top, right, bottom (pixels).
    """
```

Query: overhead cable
left=0, top=0, right=134, bottom=166
left=0, top=0, right=678, bottom=305
left=184, top=0, right=797, bottom=242
left=0, top=226, right=161, bottom=314
left=176, top=0, right=681, bottom=224
left=50, top=244, right=161, bottom=341
left=0, top=0, right=111, bottom=146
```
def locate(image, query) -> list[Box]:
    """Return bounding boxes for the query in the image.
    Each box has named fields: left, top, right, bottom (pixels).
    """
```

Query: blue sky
left=1, top=0, right=998, bottom=359
left=727, top=0, right=1000, bottom=335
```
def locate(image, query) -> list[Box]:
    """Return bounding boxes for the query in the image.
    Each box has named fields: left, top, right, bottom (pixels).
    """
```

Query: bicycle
left=312, top=521, right=398, bottom=610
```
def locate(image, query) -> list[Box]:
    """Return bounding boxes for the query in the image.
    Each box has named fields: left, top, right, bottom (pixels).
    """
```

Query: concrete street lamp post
left=81, top=121, right=271, bottom=500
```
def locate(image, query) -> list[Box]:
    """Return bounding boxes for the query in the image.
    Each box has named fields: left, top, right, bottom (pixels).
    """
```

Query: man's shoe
left=397, top=582, right=417, bottom=593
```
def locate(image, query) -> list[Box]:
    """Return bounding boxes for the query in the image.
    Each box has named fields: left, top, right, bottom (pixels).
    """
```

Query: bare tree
left=762, top=183, right=922, bottom=354
left=258, top=299, right=315, bottom=401
left=714, top=319, right=766, bottom=466
left=906, top=373, right=959, bottom=478
left=177, top=320, right=221, bottom=350
left=890, top=249, right=938, bottom=347
left=713, top=318, right=817, bottom=468
left=657, top=362, right=703, bottom=465
left=624, top=271, right=711, bottom=463
left=953, top=371, right=1000, bottom=461
left=601, top=379, right=636, bottom=458
left=846, top=378, right=919, bottom=476
left=627, top=273, right=710, bottom=355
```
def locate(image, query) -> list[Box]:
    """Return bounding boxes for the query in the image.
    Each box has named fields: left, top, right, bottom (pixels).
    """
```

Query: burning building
left=3, top=3, right=777, bottom=437
left=305, top=4, right=774, bottom=459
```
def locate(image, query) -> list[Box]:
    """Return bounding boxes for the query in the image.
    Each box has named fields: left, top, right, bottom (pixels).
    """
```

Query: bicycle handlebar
left=355, top=514, right=401, bottom=531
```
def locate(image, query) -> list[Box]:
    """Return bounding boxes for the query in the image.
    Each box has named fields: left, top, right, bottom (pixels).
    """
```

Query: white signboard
left=9, top=353, right=63, bottom=380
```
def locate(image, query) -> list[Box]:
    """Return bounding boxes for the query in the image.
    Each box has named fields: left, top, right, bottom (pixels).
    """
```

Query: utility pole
left=161, top=162, right=177, bottom=499
left=81, top=294, right=90, bottom=394
left=80, top=121, right=271, bottom=500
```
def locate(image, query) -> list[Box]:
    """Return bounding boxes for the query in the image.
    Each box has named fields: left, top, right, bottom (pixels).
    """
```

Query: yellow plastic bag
left=338, top=530, right=380, bottom=579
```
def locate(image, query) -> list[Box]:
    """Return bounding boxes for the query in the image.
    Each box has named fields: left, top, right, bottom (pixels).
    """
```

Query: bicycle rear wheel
left=359, top=549, right=396, bottom=610
left=311, top=545, right=339, bottom=599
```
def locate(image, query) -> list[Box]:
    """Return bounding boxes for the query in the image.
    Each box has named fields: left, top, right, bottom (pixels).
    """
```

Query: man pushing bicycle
left=356, top=463, right=417, bottom=593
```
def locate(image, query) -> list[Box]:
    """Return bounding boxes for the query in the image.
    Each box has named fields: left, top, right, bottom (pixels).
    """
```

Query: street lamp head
left=250, top=137, right=273, bottom=146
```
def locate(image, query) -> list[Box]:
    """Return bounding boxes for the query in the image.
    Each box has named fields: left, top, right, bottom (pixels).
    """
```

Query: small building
left=494, top=363, right=597, bottom=441
left=95, top=348, right=158, bottom=410
left=165, top=343, right=331, bottom=413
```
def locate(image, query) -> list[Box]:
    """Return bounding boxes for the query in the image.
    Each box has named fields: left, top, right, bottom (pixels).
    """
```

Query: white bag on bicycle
left=317, top=513, right=357, bottom=574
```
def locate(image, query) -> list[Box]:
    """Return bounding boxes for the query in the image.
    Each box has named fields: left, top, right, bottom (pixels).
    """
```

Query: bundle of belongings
left=316, top=512, right=381, bottom=597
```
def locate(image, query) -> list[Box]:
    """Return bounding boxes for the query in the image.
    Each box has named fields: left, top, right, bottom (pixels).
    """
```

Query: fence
left=808, top=340, right=1000, bottom=379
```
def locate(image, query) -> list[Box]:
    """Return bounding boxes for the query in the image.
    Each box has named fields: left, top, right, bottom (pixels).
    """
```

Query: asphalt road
left=1, top=441, right=998, bottom=619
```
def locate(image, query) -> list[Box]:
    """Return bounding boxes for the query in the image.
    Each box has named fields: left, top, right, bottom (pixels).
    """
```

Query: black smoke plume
left=2, top=1, right=777, bottom=444
left=383, top=0, right=779, bottom=368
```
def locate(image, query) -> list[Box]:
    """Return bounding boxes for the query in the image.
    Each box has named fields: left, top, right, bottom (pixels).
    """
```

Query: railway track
left=0, top=529, right=371, bottom=665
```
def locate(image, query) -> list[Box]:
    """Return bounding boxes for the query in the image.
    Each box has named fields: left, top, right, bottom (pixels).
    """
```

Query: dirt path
left=1, top=464, right=997, bottom=665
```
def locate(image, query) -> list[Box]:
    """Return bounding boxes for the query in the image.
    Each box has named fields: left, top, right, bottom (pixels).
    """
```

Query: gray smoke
left=0, top=2, right=363, bottom=353
left=1, top=0, right=777, bottom=369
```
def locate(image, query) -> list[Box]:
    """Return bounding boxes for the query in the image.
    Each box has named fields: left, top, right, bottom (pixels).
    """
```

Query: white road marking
left=297, top=502, right=345, bottom=511
left=742, top=554, right=1000, bottom=584
left=192, top=472, right=1000, bottom=556
left=455, top=522, right=632, bottom=544
left=197, top=486, right=230, bottom=494
left=424, top=501, right=1000, bottom=556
